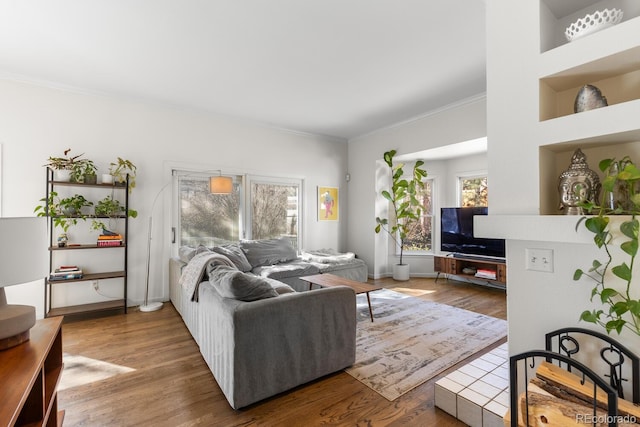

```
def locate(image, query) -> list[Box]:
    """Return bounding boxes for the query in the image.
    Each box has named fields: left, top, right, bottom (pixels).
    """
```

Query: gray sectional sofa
left=169, top=238, right=367, bottom=409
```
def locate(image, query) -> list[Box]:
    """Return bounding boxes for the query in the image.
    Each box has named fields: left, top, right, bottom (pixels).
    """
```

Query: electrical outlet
left=92, top=281, right=99, bottom=291
left=525, top=248, right=554, bottom=273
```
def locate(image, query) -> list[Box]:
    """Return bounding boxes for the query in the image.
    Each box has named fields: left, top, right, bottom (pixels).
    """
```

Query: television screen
left=440, top=207, right=505, bottom=259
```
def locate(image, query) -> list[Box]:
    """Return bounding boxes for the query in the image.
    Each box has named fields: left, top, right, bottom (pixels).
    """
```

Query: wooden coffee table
left=300, top=274, right=382, bottom=322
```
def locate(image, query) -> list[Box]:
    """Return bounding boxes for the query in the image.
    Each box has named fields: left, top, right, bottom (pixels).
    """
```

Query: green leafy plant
left=44, top=148, right=85, bottom=170
left=109, top=157, right=136, bottom=191
left=34, top=192, right=93, bottom=232
left=91, top=195, right=138, bottom=231
left=374, top=149, right=428, bottom=265
left=70, top=159, right=97, bottom=183
left=574, top=156, right=640, bottom=335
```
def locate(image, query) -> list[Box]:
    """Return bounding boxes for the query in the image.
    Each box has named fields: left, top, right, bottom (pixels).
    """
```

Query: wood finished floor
left=58, top=277, right=507, bottom=426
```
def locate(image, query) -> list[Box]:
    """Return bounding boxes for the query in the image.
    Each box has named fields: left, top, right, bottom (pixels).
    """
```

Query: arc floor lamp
left=140, top=172, right=233, bottom=312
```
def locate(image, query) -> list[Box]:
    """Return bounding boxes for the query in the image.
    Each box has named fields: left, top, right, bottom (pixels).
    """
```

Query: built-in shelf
left=474, top=215, right=594, bottom=244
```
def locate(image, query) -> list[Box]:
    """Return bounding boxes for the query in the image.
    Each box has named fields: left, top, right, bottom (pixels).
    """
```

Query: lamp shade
left=0, top=217, right=48, bottom=349
left=209, top=176, right=233, bottom=194
left=0, top=217, right=48, bottom=287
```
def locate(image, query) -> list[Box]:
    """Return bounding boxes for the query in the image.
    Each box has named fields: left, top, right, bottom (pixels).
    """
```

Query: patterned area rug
left=345, top=288, right=507, bottom=401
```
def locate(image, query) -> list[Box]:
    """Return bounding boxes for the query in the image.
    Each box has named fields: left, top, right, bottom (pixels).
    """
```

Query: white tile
left=481, top=352, right=506, bottom=366
left=493, top=365, right=510, bottom=380
left=447, top=370, right=477, bottom=387
left=484, top=400, right=508, bottom=417
left=458, top=394, right=484, bottom=427
left=435, top=383, right=458, bottom=417
left=468, top=380, right=502, bottom=399
left=459, top=363, right=489, bottom=379
left=459, top=388, right=492, bottom=406
left=481, top=372, right=509, bottom=390
left=436, top=377, right=466, bottom=393
left=483, top=405, right=507, bottom=427
left=470, top=358, right=499, bottom=372
left=493, top=390, right=510, bottom=407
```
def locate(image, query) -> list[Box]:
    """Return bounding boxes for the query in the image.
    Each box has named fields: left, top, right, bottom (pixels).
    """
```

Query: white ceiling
left=0, top=0, right=487, bottom=141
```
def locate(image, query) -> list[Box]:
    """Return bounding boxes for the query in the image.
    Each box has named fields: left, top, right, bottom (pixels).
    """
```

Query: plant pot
left=84, top=174, right=97, bottom=185
left=392, top=263, right=410, bottom=281
left=54, top=170, right=72, bottom=182
left=101, top=174, right=113, bottom=185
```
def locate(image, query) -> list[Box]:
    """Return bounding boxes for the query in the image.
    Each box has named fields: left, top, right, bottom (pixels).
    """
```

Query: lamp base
left=0, top=290, right=36, bottom=350
left=0, top=330, right=30, bottom=351
left=139, top=302, right=163, bottom=312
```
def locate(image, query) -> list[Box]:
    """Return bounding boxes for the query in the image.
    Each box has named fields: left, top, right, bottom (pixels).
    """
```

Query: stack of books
left=475, top=269, right=497, bottom=280
left=50, top=265, right=83, bottom=281
left=97, top=233, right=123, bottom=247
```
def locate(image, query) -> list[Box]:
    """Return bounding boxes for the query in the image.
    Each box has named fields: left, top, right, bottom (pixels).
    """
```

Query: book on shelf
left=49, top=271, right=83, bottom=280
left=97, top=240, right=123, bottom=247
left=474, top=269, right=497, bottom=280
left=51, top=269, right=82, bottom=276
left=55, top=265, right=80, bottom=272
left=97, top=234, right=123, bottom=240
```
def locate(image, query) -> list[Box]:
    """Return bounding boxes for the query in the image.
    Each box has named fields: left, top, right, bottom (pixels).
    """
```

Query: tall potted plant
left=375, top=149, right=428, bottom=280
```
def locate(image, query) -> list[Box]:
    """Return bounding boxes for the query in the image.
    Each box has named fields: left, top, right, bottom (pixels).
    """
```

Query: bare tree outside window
left=460, top=176, right=488, bottom=207
left=251, top=182, right=299, bottom=249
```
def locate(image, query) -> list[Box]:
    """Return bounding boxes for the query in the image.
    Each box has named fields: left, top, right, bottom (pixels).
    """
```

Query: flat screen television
left=440, top=207, right=505, bottom=259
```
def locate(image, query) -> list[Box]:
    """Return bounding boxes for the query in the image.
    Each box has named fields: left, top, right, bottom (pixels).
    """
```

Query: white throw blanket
left=179, top=252, right=235, bottom=301
left=300, top=248, right=355, bottom=264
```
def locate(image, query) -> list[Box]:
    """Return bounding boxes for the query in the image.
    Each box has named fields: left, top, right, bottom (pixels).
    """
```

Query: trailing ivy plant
left=34, top=192, right=93, bottom=232
left=574, top=157, right=640, bottom=335
left=374, top=149, right=428, bottom=265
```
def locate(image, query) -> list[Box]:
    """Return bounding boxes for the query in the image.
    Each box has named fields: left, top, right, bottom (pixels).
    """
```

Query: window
left=176, top=172, right=302, bottom=249
left=249, top=179, right=300, bottom=250
left=402, top=178, right=434, bottom=254
left=177, top=174, right=242, bottom=247
left=459, top=175, right=488, bottom=207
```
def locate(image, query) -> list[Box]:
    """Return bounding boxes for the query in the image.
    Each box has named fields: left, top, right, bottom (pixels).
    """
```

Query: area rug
left=58, top=353, right=135, bottom=391
left=345, top=288, right=507, bottom=401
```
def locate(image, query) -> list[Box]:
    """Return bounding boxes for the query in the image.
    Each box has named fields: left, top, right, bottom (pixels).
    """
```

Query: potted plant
left=108, top=158, right=136, bottom=191
left=91, top=195, right=138, bottom=231
left=375, top=149, right=428, bottom=280
left=70, top=159, right=98, bottom=184
left=574, top=156, right=640, bottom=335
left=34, top=192, right=93, bottom=232
left=44, top=148, right=85, bottom=182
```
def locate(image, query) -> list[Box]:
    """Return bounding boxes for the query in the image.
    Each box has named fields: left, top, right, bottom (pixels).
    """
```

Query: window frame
left=172, top=169, right=303, bottom=249
left=457, top=171, right=488, bottom=207
left=397, top=176, right=435, bottom=257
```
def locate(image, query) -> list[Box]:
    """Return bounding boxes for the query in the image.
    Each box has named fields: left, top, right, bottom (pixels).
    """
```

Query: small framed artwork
left=318, top=186, right=339, bottom=221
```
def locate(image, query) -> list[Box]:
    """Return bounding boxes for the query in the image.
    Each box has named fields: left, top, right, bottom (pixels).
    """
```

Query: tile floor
left=435, top=343, right=509, bottom=427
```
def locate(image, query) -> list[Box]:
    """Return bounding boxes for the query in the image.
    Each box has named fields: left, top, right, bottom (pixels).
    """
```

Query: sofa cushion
left=263, top=278, right=296, bottom=294
left=252, top=260, right=320, bottom=280
left=211, top=244, right=252, bottom=272
left=209, top=266, right=279, bottom=301
left=240, top=238, right=298, bottom=267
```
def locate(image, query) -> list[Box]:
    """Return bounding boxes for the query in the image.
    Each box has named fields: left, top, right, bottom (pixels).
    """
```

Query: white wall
left=0, top=78, right=348, bottom=318
left=346, top=97, right=487, bottom=278
left=486, top=0, right=640, bottom=361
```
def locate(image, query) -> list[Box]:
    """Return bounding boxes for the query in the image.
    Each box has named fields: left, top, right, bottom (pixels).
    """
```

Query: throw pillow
left=211, top=244, right=252, bottom=272
left=240, top=238, right=298, bottom=268
left=209, top=266, right=279, bottom=301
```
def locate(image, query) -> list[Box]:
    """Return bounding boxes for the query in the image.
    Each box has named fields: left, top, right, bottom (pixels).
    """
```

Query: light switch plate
left=525, top=248, right=554, bottom=272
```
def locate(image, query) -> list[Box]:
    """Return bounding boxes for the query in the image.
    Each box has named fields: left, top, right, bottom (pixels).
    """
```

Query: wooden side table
left=0, top=316, right=64, bottom=426
left=300, top=274, right=382, bottom=322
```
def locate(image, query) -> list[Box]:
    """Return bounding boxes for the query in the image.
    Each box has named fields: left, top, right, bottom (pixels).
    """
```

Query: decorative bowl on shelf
left=565, top=8, right=623, bottom=42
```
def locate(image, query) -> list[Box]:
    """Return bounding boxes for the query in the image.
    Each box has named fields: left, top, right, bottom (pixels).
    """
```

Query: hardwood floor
left=58, top=277, right=507, bottom=426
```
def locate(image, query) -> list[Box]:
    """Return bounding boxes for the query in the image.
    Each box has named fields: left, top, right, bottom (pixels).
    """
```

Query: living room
left=3, top=0, right=640, bottom=425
